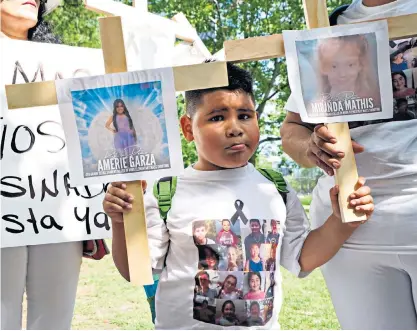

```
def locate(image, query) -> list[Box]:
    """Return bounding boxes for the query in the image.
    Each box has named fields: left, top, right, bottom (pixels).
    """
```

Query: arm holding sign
left=280, top=111, right=365, bottom=176
left=298, top=179, right=373, bottom=273
left=103, top=181, right=169, bottom=281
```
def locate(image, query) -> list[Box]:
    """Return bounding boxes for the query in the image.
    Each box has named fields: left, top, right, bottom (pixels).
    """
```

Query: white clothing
left=285, top=1, right=417, bottom=329
left=321, top=249, right=417, bottom=329
left=1, top=242, right=82, bottom=330
left=285, top=0, right=417, bottom=252
left=337, top=0, right=417, bottom=24
left=144, top=163, right=310, bottom=330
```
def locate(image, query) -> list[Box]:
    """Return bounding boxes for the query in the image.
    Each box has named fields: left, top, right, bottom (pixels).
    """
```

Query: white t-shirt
left=285, top=0, right=417, bottom=252
left=145, top=163, right=310, bottom=329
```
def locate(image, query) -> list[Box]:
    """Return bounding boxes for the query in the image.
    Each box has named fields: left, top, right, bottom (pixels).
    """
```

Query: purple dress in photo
left=114, top=115, right=136, bottom=155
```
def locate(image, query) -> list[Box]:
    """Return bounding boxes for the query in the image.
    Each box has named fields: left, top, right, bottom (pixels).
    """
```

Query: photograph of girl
left=244, top=243, right=264, bottom=272
left=198, top=245, right=221, bottom=271
left=315, top=34, right=380, bottom=104
left=64, top=78, right=174, bottom=181
left=215, top=300, right=245, bottom=327
left=391, top=70, right=417, bottom=120
left=224, top=246, right=243, bottom=272
left=392, top=71, right=416, bottom=99
left=244, top=301, right=264, bottom=327
left=243, top=271, right=266, bottom=300
left=289, top=25, right=391, bottom=122
left=216, top=273, right=243, bottom=300
left=105, top=99, right=137, bottom=156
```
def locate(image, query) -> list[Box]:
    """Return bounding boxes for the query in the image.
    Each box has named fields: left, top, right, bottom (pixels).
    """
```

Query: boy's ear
left=180, top=115, right=194, bottom=142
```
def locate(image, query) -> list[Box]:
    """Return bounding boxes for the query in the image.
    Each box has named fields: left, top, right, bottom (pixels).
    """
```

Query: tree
left=46, top=1, right=102, bottom=48
left=47, top=0, right=347, bottom=167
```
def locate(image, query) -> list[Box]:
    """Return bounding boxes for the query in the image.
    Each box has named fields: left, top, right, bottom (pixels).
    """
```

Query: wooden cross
left=224, top=0, right=417, bottom=223
left=5, top=5, right=228, bottom=285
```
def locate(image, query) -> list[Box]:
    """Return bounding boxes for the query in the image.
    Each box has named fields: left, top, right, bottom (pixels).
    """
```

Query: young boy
left=103, top=63, right=374, bottom=330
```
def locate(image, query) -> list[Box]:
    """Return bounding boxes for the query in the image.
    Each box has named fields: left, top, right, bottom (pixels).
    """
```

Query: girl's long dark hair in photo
left=113, top=99, right=137, bottom=139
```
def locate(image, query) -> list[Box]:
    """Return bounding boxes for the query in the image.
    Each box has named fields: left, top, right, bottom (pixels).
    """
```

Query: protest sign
left=56, top=68, right=182, bottom=186
left=0, top=39, right=110, bottom=247
left=283, top=20, right=393, bottom=123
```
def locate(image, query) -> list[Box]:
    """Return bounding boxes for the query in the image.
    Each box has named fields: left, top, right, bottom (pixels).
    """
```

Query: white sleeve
left=144, top=190, right=170, bottom=273
left=280, top=185, right=311, bottom=278
left=284, top=93, right=300, bottom=113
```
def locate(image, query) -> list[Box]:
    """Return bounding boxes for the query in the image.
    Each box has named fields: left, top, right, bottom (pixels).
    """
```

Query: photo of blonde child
left=225, top=246, right=243, bottom=271
left=285, top=22, right=392, bottom=123
left=315, top=34, right=380, bottom=106
left=244, top=243, right=264, bottom=272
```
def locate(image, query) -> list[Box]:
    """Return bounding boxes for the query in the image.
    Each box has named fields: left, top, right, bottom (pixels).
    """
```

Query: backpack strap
left=257, top=168, right=289, bottom=204
left=144, top=177, right=177, bottom=324
left=153, top=176, right=177, bottom=222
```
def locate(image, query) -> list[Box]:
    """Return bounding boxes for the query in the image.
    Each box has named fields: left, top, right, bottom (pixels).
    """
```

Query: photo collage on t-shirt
left=192, top=219, right=281, bottom=327
left=350, top=37, right=417, bottom=129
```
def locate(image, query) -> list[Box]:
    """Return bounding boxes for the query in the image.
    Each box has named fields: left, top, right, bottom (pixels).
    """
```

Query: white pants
left=322, top=249, right=417, bottom=330
left=1, top=242, right=83, bottom=330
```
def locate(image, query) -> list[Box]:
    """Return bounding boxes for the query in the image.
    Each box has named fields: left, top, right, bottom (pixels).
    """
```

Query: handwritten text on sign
left=1, top=39, right=111, bottom=247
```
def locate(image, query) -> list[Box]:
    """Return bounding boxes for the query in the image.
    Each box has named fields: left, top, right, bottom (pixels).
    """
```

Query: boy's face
left=181, top=90, right=259, bottom=171
left=194, top=226, right=207, bottom=241
left=250, top=304, right=260, bottom=317
left=250, top=221, right=260, bottom=233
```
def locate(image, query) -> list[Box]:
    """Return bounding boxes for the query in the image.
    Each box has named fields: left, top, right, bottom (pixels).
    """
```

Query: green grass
left=300, top=195, right=313, bottom=206
left=300, top=195, right=312, bottom=214
left=71, top=248, right=340, bottom=330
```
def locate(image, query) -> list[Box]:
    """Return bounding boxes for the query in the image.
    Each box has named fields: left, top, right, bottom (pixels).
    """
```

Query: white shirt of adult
left=285, top=0, right=417, bottom=252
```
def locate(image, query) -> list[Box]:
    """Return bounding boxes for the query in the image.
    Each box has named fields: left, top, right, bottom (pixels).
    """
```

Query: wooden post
left=303, top=0, right=366, bottom=223
left=99, top=16, right=153, bottom=285
left=223, top=13, right=417, bottom=63
left=172, top=13, right=212, bottom=59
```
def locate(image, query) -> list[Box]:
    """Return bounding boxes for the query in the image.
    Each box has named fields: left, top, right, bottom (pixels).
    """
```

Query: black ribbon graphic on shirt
left=230, top=199, right=249, bottom=225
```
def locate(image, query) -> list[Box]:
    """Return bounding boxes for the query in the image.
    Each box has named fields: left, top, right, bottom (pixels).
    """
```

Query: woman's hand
left=330, top=177, right=374, bottom=227
left=307, top=124, right=365, bottom=176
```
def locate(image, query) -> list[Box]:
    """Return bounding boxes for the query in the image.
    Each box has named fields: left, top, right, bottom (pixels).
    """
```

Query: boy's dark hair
left=185, top=62, right=255, bottom=117
left=193, top=220, right=208, bottom=232
left=250, top=219, right=261, bottom=226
